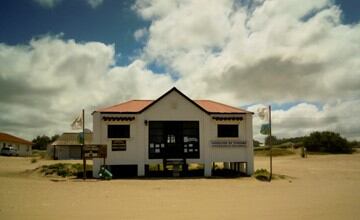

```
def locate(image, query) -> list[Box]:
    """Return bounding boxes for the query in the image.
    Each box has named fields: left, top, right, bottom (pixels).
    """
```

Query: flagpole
left=269, top=105, right=272, bottom=181
left=82, top=109, right=86, bottom=180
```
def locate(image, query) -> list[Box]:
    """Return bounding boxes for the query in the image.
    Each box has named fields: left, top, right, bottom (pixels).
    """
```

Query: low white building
left=92, top=87, right=254, bottom=177
left=0, top=132, right=32, bottom=156
left=48, top=131, right=93, bottom=160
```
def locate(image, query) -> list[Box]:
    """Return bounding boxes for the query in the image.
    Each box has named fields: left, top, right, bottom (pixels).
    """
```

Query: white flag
left=71, top=112, right=83, bottom=130
left=257, top=107, right=269, bottom=121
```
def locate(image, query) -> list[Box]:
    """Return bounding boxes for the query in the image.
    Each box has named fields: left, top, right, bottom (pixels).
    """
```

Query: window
left=217, top=124, right=238, bottom=137
left=112, top=140, right=126, bottom=151
left=108, top=125, right=130, bottom=138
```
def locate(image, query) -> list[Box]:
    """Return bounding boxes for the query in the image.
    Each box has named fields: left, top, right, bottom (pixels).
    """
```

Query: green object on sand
left=98, top=166, right=112, bottom=180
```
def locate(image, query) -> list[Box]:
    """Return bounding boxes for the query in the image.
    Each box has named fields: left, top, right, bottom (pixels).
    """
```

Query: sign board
left=211, top=140, right=246, bottom=147
left=84, top=144, right=107, bottom=158
left=111, top=140, right=126, bottom=151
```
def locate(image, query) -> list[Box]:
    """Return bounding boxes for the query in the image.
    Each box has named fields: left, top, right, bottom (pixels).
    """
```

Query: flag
left=71, top=112, right=83, bottom=130
left=260, top=124, right=270, bottom=135
left=257, top=107, right=269, bottom=121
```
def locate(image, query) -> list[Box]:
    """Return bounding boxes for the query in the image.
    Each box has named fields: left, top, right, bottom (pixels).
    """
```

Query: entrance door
left=164, top=122, right=183, bottom=158
left=148, top=121, right=199, bottom=159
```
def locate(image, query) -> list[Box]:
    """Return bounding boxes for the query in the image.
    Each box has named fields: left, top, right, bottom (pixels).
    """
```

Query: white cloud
left=249, top=100, right=360, bottom=141
left=134, top=28, right=148, bottom=41
left=133, top=0, right=360, bottom=140
left=2, top=0, right=360, bottom=141
left=33, top=0, right=104, bottom=8
left=134, top=0, right=360, bottom=104
left=87, top=0, right=104, bottom=8
left=0, top=36, right=173, bottom=139
left=132, top=0, right=180, bottom=20
left=34, top=0, right=62, bottom=8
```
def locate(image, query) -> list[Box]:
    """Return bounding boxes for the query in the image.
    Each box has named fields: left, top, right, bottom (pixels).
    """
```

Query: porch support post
left=137, top=163, right=145, bottom=176
left=204, top=162, right=212, bottom=176
left=247, top=161, right=253, bottom=176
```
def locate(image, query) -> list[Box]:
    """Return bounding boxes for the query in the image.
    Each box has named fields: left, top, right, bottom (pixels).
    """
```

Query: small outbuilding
left=49, top=131, right=92, bottom=160
left=0, top=132, right=32, bottom=156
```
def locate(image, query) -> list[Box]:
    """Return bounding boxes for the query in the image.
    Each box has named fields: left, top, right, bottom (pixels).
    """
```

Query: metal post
left=269, top=105, right=272, bottom=181
left=82, top=109, right=86, bottom=180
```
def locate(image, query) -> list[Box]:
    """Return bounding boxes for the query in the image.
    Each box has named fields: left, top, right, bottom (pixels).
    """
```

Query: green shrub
left=304, top=131, right=352, bottom=153
left=40, top=163, right=90, bottom=177
left=254, top=169, right=270, bottom=181
left=254, top=147, right=295, bottom=156
left=31, top=158, right=37, bottom=163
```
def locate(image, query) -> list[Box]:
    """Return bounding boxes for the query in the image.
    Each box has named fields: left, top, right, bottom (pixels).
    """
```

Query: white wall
left=0, top=141, right=32, bottom=156
left=205, top=113, right=254, bottom=174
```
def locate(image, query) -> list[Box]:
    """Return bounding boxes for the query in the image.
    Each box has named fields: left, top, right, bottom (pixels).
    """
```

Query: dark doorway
left=149, top=121, right=199, bottom=159
left=108, top=165, right=138, bottom=178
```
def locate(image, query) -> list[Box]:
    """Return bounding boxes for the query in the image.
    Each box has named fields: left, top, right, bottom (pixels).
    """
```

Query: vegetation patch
left=31, top=150, right=48, bottom=159
left=304, top=131, right=353, bottom=154
left=254, top=169, right=293, bottom=182
left=255, top=131, right=356, bottom=155
left=254, top=169, right=270, bottom=181
left=254, top=147, right=295, bottom=156
left=40, top=163, right=92, bottom=178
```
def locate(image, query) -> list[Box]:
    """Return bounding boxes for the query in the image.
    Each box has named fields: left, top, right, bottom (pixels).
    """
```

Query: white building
left=92, top=87, right=254, bottom=177
left=48, top=131, right=92, bottom=160
left=0, top=132, right=32, bottom=156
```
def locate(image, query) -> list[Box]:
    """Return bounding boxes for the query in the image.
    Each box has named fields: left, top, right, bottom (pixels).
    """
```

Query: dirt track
left=0, top=153, right=359, bottom=220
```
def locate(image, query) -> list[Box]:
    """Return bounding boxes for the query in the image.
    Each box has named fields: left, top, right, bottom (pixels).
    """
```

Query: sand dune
left=0, top=153, right=359, bottom=220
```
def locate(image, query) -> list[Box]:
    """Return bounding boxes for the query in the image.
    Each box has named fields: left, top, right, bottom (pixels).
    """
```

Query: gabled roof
left=51, top=132, right=93, bottom=146
left=194, top=100, right=251, bottom=114
left=139, top=87, right=209, bottom=114
left=96, top=87, right=252, bottom=114
left=96, top=100, right=153, bottom=113
left=0, top=132, right=32, bottom=145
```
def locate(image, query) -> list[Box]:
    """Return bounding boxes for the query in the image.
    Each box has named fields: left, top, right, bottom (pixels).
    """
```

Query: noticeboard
left=84, top=144, right=107, bottom=158
left=210, top=140, right=246, bottom=147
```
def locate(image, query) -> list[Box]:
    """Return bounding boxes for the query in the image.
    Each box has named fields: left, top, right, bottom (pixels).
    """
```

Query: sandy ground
left=0, top=153, right=359, bottom=220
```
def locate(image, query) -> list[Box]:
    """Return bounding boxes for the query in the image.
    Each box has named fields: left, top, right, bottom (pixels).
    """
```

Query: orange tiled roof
left=195, top=100, right=251, bottom=114
left=97, top=100, right=153, bottom=113
left=98, top=99, right=250, bottom=114
left=0, top=132, right=32, bottom=145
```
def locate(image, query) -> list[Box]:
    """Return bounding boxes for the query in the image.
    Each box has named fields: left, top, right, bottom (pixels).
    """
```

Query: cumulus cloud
left=132, top=0, right=360, bottom=140
left=0, top=36, right=173, bottom=139
left=249, top=100, right=360, bottom=141
left=2, top=0, right=360, bottom=141
left=135, top=0, right=359, bottom=102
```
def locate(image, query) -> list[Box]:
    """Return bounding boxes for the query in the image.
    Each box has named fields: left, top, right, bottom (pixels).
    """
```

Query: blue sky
left=0, top=0, right=149, bottom=65
left=0, top=0, right=358, bottom=67
left=0, top=0, right=360, bottom=140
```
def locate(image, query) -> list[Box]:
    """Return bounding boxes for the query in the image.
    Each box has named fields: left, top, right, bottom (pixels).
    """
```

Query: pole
left=82, top=109, right=86, bottom=180
left=269, top=105, right=272, bottom=181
